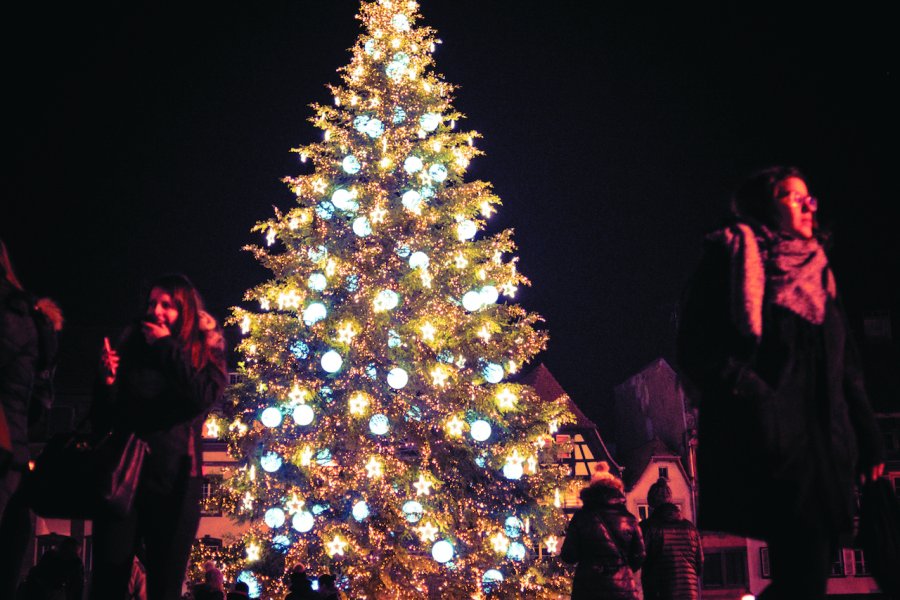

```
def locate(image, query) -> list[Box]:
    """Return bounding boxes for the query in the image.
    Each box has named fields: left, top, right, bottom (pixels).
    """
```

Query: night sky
left=3, top=1, right=897, bottom=436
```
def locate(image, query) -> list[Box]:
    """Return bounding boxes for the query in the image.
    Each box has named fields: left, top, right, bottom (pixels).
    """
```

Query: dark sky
left=2, top=1, right=897, bottom=435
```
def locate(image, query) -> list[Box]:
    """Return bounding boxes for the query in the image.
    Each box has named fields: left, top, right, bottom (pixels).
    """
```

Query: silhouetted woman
left=678, top=167, right=884, bottom=599
left=91, top=274, right=226, bottom=600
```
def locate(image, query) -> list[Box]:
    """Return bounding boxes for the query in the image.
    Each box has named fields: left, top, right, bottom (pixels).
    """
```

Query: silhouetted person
left=226, top=580, right=250, bottom=600
left=639, top=477, right=702, bottom=600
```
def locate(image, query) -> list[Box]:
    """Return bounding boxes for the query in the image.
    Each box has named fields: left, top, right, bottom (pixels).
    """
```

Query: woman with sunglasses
left=677, top=167, right=884, bottom=599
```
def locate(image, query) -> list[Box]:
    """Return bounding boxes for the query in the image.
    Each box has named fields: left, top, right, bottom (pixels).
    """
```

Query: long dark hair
left=146, top=274, right=225, bottom=374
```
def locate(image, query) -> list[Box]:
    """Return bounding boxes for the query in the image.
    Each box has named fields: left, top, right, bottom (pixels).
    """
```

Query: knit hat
left=647, top=477, right=673, bottom=509
left=589, top=461, right=624, bottom=492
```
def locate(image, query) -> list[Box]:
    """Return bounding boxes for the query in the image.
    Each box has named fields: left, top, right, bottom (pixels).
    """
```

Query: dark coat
left=0, top=280, right=56, bottom=471
left=639, top=503, right=702, bottom=600
left=677, top=235, right=884, bottom=540
left=93, top=327, right=226, bottom=494
left=560, top=483, right=645, bottom=600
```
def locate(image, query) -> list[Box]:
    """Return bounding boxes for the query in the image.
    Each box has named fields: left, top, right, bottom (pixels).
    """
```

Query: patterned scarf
left=708, top=222, right=836, bottom=339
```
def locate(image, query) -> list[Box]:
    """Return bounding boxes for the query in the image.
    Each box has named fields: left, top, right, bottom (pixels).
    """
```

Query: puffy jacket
left=1, top=280, right=39, bottom=470
left=560, top=482, right=645, bottom=600
left=639, top=502, right=703, bottom=600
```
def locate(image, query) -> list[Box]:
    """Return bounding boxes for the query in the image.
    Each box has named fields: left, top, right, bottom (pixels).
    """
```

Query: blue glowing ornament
left=364, top=118, right=385, bottom=138
left=387, top=329, right=401, bottom=348
left=366, top=363, right=378, bottom=379
left=480, top=285, right=499, bottom=305
left=345, top=274, right=359, bottom=292
left=260, top=452, right=282, bottom=473
left=438, top=350, right=453, bottom=364
left=462, top=291, right=483, bottom=312
left=504, top=516, right=523, bottom=538
left=272, top=535, right=291, bottom=553
left=315, top=449, right=333, bottom=466
left=264, top=507, right=286, bottom=529
left=260, top=407, right=282, bottom=428
left=319, top=386, right=333, bottom=401
left=482, top=570, right=504, bottom=594
left=352, top=216, right=372, bottom=237
left=237, top=571, right=262, bottom=599
left=303, top=302, right=327, bottom=326
left=331, top=189, right=357, bottom=212
left=342, top=155, right=361, bottom=174
left=308, top=245, right=327, bottom=262
left=392, top=106, right=407, bottom=123
left=385, top=61, right=406, bottom=82
left=312, top=503, right=329, bottom=515
left=457, top=220, right=477, bottom=240
left=387, top=367, right=408, bottom=390
left=395, top=245, right=411, bottom=258
left=402, top=500, right=424, bottom=523
left=375, top=289, right=400, bottom=311
left=353, top=115, right=370, bottom=133
left=502, top=462, right=523, bottom=480
left=405, top=405, right=423, bottom=421
left=408, top=251, right=428, bottom=269
left=507, top=541, right=526, bottom=561
left=364, top=39, right=376, bottom=55
left=292, top=404, right=314, bottom=426
left=290, top=340, right=310, bottom=359
left=316, top=201, right=335, bottom=220
left=369, top=414, right=390, bottom=435
left=292, top=510, right=314, bottom=533
left=482, top=362, right=504, bottom=383
left=470, top=419, right=492, bottom=442
left=391, top=14, right=410, bottom=31
left=401, top=190, right=422, bottom=212
left=419, top=185, right=435, bottom=199
left=420, top=113, right=441, bottom=132
left=321, top=350, right=343, bottom=373
left=474, top=456, right=487, bottom=468
left=428, top=163, right=448, bottom=182
left=403, top=156, right=424, bottom=173
left=307, top=273, right=327, bottom=292
left=393, top=51, right=410, bottom=66
left=431, top=540, right=454, bottom=563
left=352, top=501, right=370, bottom=521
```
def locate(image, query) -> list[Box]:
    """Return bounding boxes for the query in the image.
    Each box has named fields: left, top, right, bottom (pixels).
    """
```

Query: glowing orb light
left=375, top=289, right=400, bottom=311
left=507, top=541, right=526, bottom=561
left=237, top=571, right=261, bottom=598
left=462, top=291, right=483, bottom=312
left=260, top=452, right=282, bottom=473
left=352, top=501, right=370, bottom=521
left=292, top=404, right=314, bottom=426
left=387, top=330, right=401, bottom=348
left=264, top=507, right=286, bottom=529
left=504, top=516, right=523, bottom=538
left=401, top=190, right=422, bottom=212
left=352, top=216, right=372, bottom=237
left=364, top=39, right=376, bottom=55
left=307, top=273, right=327, bottom=291
left=308, top=245, right=327, bottom=262
left=316, top=202, right=334, bottom=220
left=404, top=156, right=424, bottom=173
left=470, top=419, right=492, bottom=442
left=353, top=115, right=370, bottom=133
left=260, top=407, right=282, bottom=428
left=503, top=462, right=524, bottom=480
left=391, top=14, right=410, bottom=31
left=420, top=113, right=441, bottom=132
left=321, top=350, right=343, bottom=373
left=331, top=189, right=357, bottom=212
left=292, top=510, right=314, bottom=532
left=480, top=285, right=499, bottom=305
left=482, top=362, right=504, bottom=383
left=457, top=220, right=477, bottom=241
left=369, top=414, right=390, bottom=435
left=364, top=118, right=385, bottom=138
left=290, top=339, right=309, bottom=359
left=428, top=163, right=448, bottom=182
left=393, top=52, right=410, bottom=65
left=482, top=570, right=504, bottom=594
left=342, top=155, right=361, bottom=174
left=272, top=535, right=291, bottom=553
left=431, top=540, right=454, bottom=563
left=402, top=500, right=424, bottom=523
left=408, top=251, right=429, bottom=269
left=315, top=449, right=333, bottom=466
left=387, top=367, right=409, bottom=389
left=393, top=106, right=407, bottom=123
left=386, top=61, right=406, bottom=81
left=302, top=302, right=327, bottom=326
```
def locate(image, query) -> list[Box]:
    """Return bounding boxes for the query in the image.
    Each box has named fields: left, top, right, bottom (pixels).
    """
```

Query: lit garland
left=216, top=1, right=575, bottom=598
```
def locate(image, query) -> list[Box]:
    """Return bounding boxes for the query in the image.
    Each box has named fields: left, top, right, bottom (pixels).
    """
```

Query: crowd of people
left=0, top=165, right=889, bottom=600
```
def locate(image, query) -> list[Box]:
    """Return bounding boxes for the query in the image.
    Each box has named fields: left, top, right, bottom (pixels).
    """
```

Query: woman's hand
left=861, top=463, right=885, bottom=484
left=100, top=337, right=119, bottom=385
left=142, top=321, right=171, bottom=344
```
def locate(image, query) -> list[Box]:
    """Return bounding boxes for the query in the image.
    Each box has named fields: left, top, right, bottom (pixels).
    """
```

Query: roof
left=520, top=363, right=595, bottom=428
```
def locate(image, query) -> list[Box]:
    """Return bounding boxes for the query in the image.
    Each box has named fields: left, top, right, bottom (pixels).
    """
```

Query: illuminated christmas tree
left=217, top=1, right=574, bottom=597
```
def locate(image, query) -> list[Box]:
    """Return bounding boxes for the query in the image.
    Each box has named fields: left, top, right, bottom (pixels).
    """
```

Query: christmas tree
left=217, top=1, right=575, bottom=597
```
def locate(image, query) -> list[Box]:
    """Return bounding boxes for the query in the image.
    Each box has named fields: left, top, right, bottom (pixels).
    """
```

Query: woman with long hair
left=677, top=167, right=885, bottom=599
left=90, top=274, right=226, bottom=600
